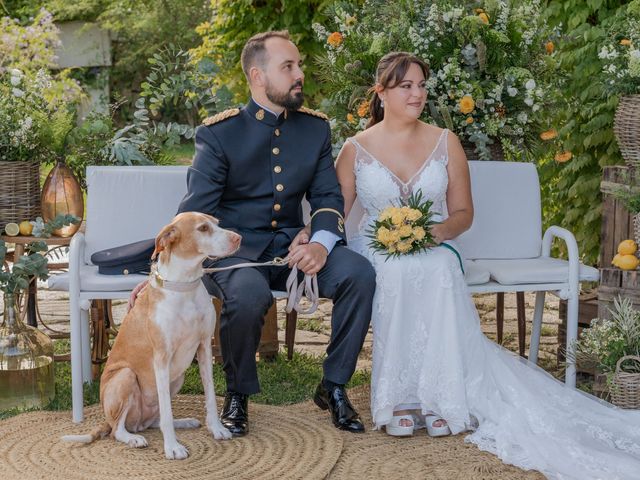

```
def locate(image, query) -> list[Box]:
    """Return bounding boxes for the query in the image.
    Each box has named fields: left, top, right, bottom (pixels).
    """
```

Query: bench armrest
left=542, top=225, right=579, bottom=287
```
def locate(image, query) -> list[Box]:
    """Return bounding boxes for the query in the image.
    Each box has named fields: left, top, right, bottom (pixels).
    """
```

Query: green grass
left=0, top=345, right=370, bottom=420
left=540, top=325, right=557, bottom=337
left=296, top=317, right=326, bottom=334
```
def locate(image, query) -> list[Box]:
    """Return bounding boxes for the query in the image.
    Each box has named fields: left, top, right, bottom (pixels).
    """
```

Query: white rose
left=12, top=88, right=24, bottom=98
left=524, top=97, right=534, bottom=106
left=507, top=87, right=518, bottom=96
left=525, top=79, right=536, bottom=90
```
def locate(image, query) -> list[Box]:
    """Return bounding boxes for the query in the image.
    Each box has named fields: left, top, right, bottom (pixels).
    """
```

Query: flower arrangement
left=568, top=296, right=640, bottom=375
left=598, top=2, right=640, bottom=96
left=367, top=190, right=437, bottom=258
left=0, top=10, right=83, bottom=163
left=314, top=0, right=557, bottom=160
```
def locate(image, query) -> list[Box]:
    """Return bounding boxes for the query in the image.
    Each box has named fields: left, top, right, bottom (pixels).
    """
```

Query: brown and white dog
left=62, top=212, right=241, bottom=459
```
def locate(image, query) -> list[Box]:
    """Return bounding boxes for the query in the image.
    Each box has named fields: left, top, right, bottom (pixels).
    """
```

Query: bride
left=334, top=51, right=640, bottom=479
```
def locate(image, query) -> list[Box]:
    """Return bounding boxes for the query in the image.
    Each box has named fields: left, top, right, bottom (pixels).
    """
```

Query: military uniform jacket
left=177, top=98, right=346, bottom=260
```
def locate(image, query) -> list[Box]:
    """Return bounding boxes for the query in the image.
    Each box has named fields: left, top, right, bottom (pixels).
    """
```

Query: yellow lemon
left=19, top=220, right=33, bottom=236
left=616, top=254, right=640, bottom=271
left=618, top=239, right=637, bottom=255
left=612, top=253, right=623, bottom=267
left=4, top=222, right=19, bottom=236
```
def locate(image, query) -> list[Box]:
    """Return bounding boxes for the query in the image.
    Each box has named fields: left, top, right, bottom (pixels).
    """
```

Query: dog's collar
left=149, top=265, right=202, bottom=292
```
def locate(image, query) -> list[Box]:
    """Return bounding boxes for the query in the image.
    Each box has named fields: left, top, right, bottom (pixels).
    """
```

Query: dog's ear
left=152, top=224, right=180, bottom=260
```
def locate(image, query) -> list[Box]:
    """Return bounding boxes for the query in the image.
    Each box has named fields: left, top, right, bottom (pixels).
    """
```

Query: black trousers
left=202, top=238, right=375, bottom=395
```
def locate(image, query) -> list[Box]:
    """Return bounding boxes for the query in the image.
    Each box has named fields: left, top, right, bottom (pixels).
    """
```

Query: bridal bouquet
left=368, top=190, right=437, bottom=258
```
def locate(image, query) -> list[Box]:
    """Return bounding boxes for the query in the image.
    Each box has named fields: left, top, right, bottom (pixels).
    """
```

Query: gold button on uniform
left=271, top=220, right=278, bottom=228
left=256, top=109, right=265, bottom=120
left=274, top=203, right=281, bottom=211
left=275, top=129, right=280, bottom=136
left=276, top=184, right=284, bottom=192
left=272, top=147, right=280, bottom=155
left=274, top=165, right=282, bottom=173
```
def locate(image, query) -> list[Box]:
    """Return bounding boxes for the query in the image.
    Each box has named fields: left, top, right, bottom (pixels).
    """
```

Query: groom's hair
left=241, top=30, right=291, bottom=81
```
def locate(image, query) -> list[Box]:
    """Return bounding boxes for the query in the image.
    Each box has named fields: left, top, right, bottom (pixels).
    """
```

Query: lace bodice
left=348, top=128, right=449, bottom=227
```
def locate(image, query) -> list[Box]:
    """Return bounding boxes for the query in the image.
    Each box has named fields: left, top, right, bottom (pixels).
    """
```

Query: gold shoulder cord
left=202, top=108, right=241, bottom=126
left=297, top=107, right=329, bottom=121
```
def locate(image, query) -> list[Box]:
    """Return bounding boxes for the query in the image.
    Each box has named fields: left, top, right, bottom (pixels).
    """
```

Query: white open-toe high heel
left=385, top=414, right=415, bottom=437
left=424, top=414, right=451, bottom=437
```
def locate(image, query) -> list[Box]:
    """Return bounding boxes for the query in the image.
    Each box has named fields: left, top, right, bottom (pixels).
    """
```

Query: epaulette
left=297, top=106, right=329, bottom=121
left=202, top=108, right=240, bottom=126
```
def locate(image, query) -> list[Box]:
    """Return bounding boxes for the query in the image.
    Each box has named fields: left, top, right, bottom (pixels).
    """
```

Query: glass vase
left=41, top=161, right=84, bottom=237
left=0, top=293, right=55, bottom=411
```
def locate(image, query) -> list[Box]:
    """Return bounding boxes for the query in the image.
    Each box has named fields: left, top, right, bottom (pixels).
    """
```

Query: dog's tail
left=61, top=422, right=111, bottom=444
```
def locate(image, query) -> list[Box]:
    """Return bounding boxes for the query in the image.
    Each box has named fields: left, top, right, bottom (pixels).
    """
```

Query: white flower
left=524, top=97, right=534, bottom=106
left=12, top=88, right=24, bottom=97
left=517, top=112, right=528, bottom=123
left=10, top=75, right=21, bottom=86
left=532, top=104, right=540, bottom=112
left=507, top=87, right=518, bottom=96
left=525, top=79, right=536, bottom=90
left=9, top=68, right=22, bottom=78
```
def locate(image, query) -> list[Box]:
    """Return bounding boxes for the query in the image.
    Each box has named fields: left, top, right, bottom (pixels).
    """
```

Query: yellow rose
left=398, top=224, right=413, bottom=237
left=554, top=151, right=573, bottom=163
left=389, top=230, right=402, bottom=243
left=327, top=32, right=344, bottom=47
left=412, top=226, right=426, bottom=241
left=347, top=113, right=356, bottom=124
left=540, top=129, right=558, bottom=141
left=406, top=208, right=422, bottom=221
left=459, top=95, right=475, bottom=114
left=466, top=116, right=474, bottom=124
left=391, top=212, right=406, bottom=226
left=478, top=12, right=489, bottom=24
left=545, top=41, right=555, bottom=54
left=620, top=39, right=632, bottom=47
left=397, top=241, right=412, bottom=253
left=377, top=226, right=390, bottom=243
left=378, top=207, right=394, bottom=221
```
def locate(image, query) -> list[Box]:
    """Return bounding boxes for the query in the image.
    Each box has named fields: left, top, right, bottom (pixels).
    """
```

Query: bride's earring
left=380, top=98, right=385, bottom=109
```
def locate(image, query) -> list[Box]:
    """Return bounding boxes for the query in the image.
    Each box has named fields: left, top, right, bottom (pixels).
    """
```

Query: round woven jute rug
left=0, top=395, right=343, bottom=480
left=292, top=386, right=546, bottom=480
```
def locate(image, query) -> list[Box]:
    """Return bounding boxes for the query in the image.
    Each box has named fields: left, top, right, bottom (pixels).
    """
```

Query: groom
left=176, top=31, right=375, bottom=436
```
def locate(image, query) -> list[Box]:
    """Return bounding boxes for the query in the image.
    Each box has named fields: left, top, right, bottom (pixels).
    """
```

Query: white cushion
left=456, top=161, right=542, bottom=260
left=48, top=267, right=148, bottom=292
left=474, top=258, right=599, bottom=285
left=84, top=166, right=188, bottom=264
left=464, top=260, right=491, bottom=285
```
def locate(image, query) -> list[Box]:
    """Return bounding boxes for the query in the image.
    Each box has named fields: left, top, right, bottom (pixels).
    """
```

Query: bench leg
left=517, top=292, right=526, bottom=357
left=285, top=310, right=298, bottom=360
left=528, top=291, right=546, bottom=364
left=70, top=296, right=84, bottom=423
left=496, top=293, right=504, bottom=344
left=565, top=293, right=578, bottom=388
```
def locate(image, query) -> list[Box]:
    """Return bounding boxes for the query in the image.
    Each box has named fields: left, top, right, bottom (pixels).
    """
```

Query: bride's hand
left=430, top=224, right=447, bottom=245
left=289, top=225, right=311, bottom=251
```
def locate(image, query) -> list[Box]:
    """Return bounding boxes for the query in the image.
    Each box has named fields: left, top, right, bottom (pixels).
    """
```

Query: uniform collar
left=246, top=98, right=287, bottom=126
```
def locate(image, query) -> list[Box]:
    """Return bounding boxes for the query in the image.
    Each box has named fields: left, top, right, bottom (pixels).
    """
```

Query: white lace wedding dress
left=346, top=129, right=640, bottom=480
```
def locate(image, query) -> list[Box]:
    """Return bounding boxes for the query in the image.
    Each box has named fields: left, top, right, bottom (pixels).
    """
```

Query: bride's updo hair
left=366, top=52, right=429, bottom=129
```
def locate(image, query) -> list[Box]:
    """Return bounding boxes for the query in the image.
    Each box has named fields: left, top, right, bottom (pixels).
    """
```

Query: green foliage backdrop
left=541, top=0, right=635, bottom=265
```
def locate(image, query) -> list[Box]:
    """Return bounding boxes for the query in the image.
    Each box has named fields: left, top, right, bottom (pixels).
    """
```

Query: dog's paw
left=164, top=441, right=189, bottom=460
left=127, top=434, right=148, bottom=448
left=174, top=418, right=201, bottom=429
left=209, top=423, right=233, bottom=440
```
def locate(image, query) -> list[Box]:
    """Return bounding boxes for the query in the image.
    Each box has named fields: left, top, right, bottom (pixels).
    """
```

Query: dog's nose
left=230, top=233, right=241, bottom=247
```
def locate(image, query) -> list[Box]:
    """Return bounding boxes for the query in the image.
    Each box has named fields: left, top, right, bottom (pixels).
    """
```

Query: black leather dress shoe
left=220, top=392, right=249, bottom=436
left=313, top=382, right=365, bottom=433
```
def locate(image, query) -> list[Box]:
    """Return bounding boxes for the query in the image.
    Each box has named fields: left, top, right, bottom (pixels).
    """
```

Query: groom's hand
left=289, top=225, right=311, bottom=251
left=288, top=243, right=328, bottom=275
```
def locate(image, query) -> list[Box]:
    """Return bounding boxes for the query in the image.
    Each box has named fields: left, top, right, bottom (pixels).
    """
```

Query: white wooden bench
left=49, top=162, right=598, bottom=422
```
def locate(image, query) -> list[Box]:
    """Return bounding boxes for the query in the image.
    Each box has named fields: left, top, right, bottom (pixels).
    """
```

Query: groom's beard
left=265, top=80, right=304, bottom=110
